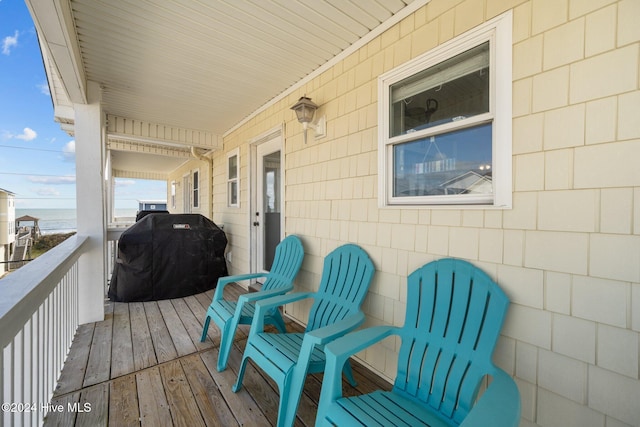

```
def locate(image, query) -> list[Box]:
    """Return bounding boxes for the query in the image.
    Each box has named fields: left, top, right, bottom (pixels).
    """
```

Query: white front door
left=255, top=137, right=283, bottom=272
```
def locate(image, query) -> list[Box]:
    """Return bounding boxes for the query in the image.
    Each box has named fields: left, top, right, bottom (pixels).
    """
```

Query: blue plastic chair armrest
left=305, top=313, right=365, bottom=346
left=254, top=292, right=314, bottom=311
left=317, top=325, right=400, bottom=422
left=212, top=272, right=269, bottom=300
left=325, top=325, right=399, bottom=361
left=459, top=368, right=521, bottom=427
left=234, top=287, right=295, bottom=323
left=284, top=314, right=367, bottom=427
left=250, top=292, right=314, bottom=335
left=238, top=285, right=294, bottom=303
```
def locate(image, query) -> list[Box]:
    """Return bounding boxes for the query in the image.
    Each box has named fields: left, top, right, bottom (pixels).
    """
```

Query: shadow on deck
left=45, top=283, right=391, bottom=426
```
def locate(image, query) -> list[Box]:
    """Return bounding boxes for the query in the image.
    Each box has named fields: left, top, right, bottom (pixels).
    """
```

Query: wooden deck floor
left=45, top=284, right=391, bottom=427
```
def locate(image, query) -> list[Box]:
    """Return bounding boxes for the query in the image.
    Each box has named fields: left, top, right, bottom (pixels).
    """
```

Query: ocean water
left=16, top=209, right=138, bottom=235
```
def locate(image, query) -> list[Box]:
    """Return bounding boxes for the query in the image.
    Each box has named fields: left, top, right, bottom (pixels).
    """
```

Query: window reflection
left=393, top=123, right=492, bottom=198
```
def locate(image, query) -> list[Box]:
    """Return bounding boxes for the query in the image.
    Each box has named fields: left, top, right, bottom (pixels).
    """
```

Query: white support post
left=74, top=81, right=106, bottom=324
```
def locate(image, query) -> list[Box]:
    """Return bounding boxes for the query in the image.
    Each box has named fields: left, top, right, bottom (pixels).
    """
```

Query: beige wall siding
left=166, top=158, right=212, bottom=218
left=205, top=0, right=639, bottom=425
left=212, top=129, right=255, bottom=276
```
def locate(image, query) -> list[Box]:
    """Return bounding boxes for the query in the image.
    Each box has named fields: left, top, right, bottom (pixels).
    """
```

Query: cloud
left=28, top=176, right=76, bottom=185
left=115, top=179, right=136, bottom=187
left=62, top=140, right=75, bottom=161
left=38, top=82, right=50, bottom=96
left=36, top=187, right=61, bottom=197
left=15, top=127, right=37, bottom=141
left=2, top=31, right=18, bottom=55
left=1, top=128, right=38, bottom=141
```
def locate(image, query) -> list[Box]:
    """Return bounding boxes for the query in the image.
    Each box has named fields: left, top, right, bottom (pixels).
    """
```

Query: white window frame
left=227, top=148, right=240, bottom=208
left=378, top=11, right=512, bottom=208
left=192, top=169, right=200, bottom=209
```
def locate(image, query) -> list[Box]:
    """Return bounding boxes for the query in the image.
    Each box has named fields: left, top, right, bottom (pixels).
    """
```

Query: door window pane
left=262, top=150, right=281, bottom=270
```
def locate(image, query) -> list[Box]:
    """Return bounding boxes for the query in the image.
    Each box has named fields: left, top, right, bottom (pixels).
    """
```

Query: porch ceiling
left=27, top=0, right=423, bottom=177
left=28, top=1, right=419, bottom=165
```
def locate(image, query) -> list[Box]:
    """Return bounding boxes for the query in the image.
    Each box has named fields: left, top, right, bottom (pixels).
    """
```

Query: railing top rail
left=0, top=234, right=89, bottom=348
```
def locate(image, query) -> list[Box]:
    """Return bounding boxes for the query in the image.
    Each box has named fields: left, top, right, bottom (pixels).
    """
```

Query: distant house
left=138, top=200, right=168, bottom=212
left=0, top=188, right=16, bottom=277
left=15, top=214, right=41, bottom=239
left=440, top=170, right=492, bottom=195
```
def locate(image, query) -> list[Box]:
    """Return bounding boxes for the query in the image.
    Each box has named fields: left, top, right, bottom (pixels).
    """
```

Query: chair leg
left=281, top=346, right=313, bottom=427
left=277, top=379, right=294, bottom=427
left=343, top=361, right=358, bottom=387
left=217, top=318, right=238, bottom=372
left=200, top=315, right=211, bottom=342
left=232, top=353, right=249, bottom=393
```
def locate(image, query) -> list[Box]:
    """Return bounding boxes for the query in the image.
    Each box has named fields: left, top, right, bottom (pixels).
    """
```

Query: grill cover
left=108, top=213, right=228, bottom=302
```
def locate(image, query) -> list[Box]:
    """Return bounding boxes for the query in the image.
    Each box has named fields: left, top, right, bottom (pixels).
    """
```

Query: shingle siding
left=208, top=1, right=640, bottom=425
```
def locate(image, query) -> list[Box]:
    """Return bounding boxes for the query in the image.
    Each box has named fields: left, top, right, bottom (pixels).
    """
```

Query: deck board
left=183, top=295, right=220, bottom=344
left=111, top=303, right=135, bottom=378
left=136, top=367, right=172, bottom=427
left=144, top=301, right=179, bottom=363
left=200, top=349, right=269, bottom=427
left=157, top=299, right=197, bottom=357
left=54, top=323, right=94, bottom=396
left=159, top=360, right=206, bottom=427
left=171, top=298, right=213, bottom=352
left=76, top=383, right=108, bottom=427
left=43, top=283, right=391, bottom=426
left=46, top=392, right=80, bottom=426
left=83, top=306, right=113, bottom=388
left=108, top=375, right=140, bottom=427
left=180, top=354, right=237, bottom=427
left=129, top=302, right=157, bottom=370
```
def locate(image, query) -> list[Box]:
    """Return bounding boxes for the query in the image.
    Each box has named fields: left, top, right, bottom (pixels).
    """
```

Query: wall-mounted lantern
left=290, top=96, right=326, bottom=143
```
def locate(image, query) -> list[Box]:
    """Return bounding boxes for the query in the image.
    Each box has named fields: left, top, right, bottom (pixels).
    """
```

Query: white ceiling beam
left=25, top=0, right=87, bottom=104
left=107, top=139, right=192, bottom=159
left=106, top=115, right=221, bottom=151
left=111, top=169, right=168, bottom=180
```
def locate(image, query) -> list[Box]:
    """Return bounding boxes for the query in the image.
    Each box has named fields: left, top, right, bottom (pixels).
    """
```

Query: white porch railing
left=0, top=235, right=88, bottom=427
left=106, top=226, right=128, bottom=295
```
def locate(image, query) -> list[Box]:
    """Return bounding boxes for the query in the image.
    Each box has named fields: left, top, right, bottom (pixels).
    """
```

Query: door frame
left=182, top=172, right=191, bottom=213
left=248, top=125, right=285, bottom=273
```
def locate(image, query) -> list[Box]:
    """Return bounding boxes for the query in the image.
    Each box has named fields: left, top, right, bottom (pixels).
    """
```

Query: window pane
left=393, top=122, right=492, bottom=198
left=263, top=151, right=280, bottom=213
left=228, top=155, right=237, bottom=179
left=229, top=181, right=237, bottom=205
left=390, top=42, right=489, bottom=137
left=193, top=171, right=199, bottom=207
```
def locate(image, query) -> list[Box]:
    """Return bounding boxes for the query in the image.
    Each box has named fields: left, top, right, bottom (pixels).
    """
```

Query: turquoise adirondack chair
left=232, top=243, right=375, bottom=427
left=200, top=234, right=304, bottom=372
left=316, top=258, right=521, bottom=427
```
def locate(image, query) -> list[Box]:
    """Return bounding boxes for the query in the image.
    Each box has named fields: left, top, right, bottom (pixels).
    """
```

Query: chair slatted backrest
left=305, top=244, right=374, bottom=332
left=261, top=235, right=304, bottom=292
left=394, top=259, right=509, bottom=424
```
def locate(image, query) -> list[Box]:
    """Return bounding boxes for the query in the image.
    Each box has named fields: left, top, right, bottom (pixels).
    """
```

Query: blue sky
left=0, top=1, right=166, bottom=210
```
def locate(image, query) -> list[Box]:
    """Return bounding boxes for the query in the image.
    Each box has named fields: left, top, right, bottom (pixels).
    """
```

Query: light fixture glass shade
left=290, top=96, right=318, bottom=124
